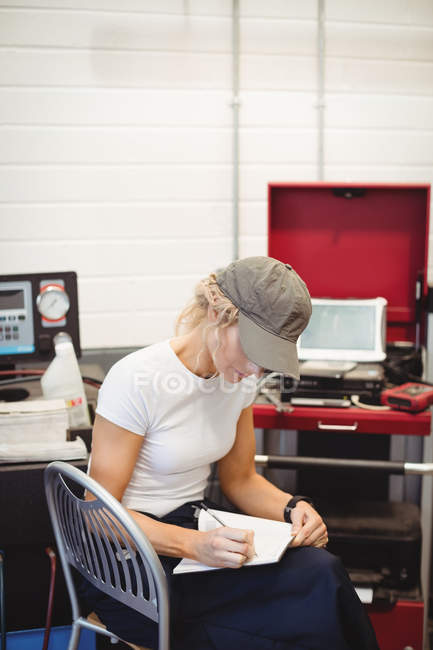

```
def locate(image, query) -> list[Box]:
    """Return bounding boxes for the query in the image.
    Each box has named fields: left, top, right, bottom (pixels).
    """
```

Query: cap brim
left=238, top=312, right=300, bottom=380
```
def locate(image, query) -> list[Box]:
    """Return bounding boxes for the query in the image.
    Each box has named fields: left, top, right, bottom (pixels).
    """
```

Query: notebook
left=173, top=508, right=293, bottom=574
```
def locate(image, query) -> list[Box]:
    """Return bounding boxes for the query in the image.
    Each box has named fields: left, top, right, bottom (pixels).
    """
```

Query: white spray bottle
left=41, top=332, right=91, bottom=428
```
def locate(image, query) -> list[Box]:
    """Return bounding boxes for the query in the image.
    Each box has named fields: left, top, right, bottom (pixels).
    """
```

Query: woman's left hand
left=289, top=502, right=328, bottom=549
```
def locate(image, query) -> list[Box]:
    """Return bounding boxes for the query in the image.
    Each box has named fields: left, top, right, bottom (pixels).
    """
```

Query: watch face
left=37, top=285, right=70, bottom=321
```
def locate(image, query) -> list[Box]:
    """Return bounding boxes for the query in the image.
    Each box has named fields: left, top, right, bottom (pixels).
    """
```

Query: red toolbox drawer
left=253, top=403, right=431, bottom=436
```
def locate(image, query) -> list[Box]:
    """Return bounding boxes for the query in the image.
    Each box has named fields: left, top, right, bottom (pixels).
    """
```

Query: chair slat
left=82, top=510, right=102, bottom=580
left=78, top=509, right=96, bottom=577
left=92, top=509, right=122, bottom=590
left=66, top=488, right=82, bottom=564
left=57, top=483, right=74, bottom=556
left=101, top=509, right=134, bottom=595
left=86, top=508, right=112, bottom=585
left=72, top=500, right=88, bottom=569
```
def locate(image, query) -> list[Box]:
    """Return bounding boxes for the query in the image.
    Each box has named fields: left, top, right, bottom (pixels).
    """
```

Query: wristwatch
left=283, top=495, right=314, bottom=523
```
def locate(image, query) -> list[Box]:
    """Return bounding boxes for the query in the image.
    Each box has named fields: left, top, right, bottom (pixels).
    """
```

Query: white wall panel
left=240, top=1, right=316, bottom=20
left=0, top=203, right=232, bottom=240
left=240, top=91, right=316, bottom=127
left=241, top=18, right=316, bottom=55
left=327, top=22, right=433, bottom=61
left=327, top=0, right=433, bottom=27
left=239, top=201, right=267, bottom=237
left=241, top=54, right=316, bottom=90
left=80, top=312, right=180, bottom=348
left=78, top=276, right=200, bottom=313
left=240, top=128, right=316, bottom=163
left=326, top=130, right=433, bottom=165
left=325, top=164, right=433, bottom=183
left=0, top=89, right=232, bottom=125
left=326, top=94, right=433, bottom=130
left=238, top=235, right=267, bottom=259
left=240, top=165, right=317, bottom=201
left=1, top=127, right=232, bottom=163
left=0, top=1, right=232, bottom=16
left=0, top=9, right=231, bottom=51
left=0, top=166, right=232, bottom=202
left=327, top=57, right=433, bottom=95
left=0, top=239, right=232, bottom=277
left=0, top=49, right=231, bottom=87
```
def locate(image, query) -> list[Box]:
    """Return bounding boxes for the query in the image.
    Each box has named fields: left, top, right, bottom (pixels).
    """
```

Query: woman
left=80, top=256, right=379, bottom=650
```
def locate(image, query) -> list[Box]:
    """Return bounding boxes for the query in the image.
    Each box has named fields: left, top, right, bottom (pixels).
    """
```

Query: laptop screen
left=297, top=297, right=387, bottom=362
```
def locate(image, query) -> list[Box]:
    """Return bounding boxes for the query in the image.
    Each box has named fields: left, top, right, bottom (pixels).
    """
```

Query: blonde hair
left=175, top=272, right=239, bottom=374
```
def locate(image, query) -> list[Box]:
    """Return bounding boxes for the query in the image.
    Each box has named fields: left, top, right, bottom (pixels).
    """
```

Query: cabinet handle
left=317, top=421, right=359, bottom=431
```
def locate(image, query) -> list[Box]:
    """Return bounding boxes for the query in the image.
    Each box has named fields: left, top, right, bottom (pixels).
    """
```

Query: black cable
left=0, top=370, right=43, bottom=376
left=0, top=376, right=41, bottom=386
left=81, top=376, right=103, bottom=387
left=407, top=374, right=433, bottom=387
left=384, top=347, right=427, bottom=385
left=0, top=375, right=102, bottom=388
left=383, top=359, right=433, bottom=387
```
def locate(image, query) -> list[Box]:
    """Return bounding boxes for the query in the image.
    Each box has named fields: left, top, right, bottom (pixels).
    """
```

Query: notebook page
left=173, top=509, right=293, bottom=574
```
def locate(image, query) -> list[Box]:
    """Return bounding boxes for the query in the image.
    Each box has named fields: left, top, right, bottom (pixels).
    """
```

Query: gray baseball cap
left=215, top=256, right=312, bottom=380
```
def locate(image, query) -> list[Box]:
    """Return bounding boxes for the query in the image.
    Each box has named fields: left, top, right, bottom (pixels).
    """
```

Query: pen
left=199, top=502, right=227, bottom=526
left=199, top=502, right=258, bottom=559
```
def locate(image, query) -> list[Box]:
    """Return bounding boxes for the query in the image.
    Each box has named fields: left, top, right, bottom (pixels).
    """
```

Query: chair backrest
left=44, top=461, right=169, bottom=648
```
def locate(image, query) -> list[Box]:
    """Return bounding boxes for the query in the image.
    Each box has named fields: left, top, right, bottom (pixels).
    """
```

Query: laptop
left=297, top=297, right=387, bottom=378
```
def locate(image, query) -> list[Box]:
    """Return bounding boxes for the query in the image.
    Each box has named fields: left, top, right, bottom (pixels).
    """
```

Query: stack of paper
left=173, top=508, right=293, bottom=574
left=0, top=437, right=87, bottom=463
left=0, top=398, right=87, bottom=463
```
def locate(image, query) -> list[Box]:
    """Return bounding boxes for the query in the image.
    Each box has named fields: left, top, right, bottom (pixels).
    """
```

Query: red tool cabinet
left=252, top=182, right=431, bottom=650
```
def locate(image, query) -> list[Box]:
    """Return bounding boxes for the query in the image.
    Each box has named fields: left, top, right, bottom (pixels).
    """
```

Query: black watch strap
left=284, top=495, right=314, bottom=523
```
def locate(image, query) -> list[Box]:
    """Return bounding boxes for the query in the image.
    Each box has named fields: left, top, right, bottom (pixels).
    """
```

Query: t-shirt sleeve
left=95, top=356, right=150, bottom=436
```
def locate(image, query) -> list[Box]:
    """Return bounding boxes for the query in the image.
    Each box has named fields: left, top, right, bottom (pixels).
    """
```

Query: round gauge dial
left=36, top=285, right=70, bottom=321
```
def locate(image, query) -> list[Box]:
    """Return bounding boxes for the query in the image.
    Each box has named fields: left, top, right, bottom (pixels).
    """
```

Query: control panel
left=0, top=272, right=81, bottom=364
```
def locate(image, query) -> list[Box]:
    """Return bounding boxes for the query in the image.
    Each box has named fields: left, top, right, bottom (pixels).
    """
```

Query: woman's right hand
left=194, top=527, right=256, bottom=569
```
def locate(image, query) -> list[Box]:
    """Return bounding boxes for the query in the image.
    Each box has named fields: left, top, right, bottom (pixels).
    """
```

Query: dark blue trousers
left=77, top=501, right=379, bottom=650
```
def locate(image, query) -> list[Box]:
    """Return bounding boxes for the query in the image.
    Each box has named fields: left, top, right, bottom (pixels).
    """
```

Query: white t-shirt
left=95, top=340, right=257, bottom=517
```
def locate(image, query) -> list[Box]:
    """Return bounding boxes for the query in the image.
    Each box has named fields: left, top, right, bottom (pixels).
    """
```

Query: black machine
left=0, top=272, right=87, bottom=633
left=282, top=362, right=385, bottom=405
left=0, top=271, right=81, bottom=367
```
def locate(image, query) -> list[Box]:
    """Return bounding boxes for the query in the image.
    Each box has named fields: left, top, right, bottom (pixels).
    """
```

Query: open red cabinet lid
left=268, top=182, right=430, bottom=343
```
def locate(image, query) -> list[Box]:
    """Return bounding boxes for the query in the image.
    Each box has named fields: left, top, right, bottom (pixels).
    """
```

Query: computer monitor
left=297, top=297, right=387, bottom=363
